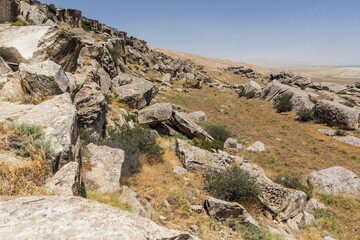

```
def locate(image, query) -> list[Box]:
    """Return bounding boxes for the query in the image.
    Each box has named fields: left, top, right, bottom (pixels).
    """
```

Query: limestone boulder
left=0, top=56, right=12, bottom=74
left=0, top=196, right=199, bottom=240
left=246, top=141, right=266, bottom=152
left=169, top=111, right=213, bottom=141
left=45, top=162, right=81, bottom=196
left=204, top=196, right=258, bottom=225
left=17, top=93, right=80, bottom=171
left=138, top=103, right=172, bottom=125
left=116, top=76, right=158, bottom=109
left=224, top=138, right=243, bottom=154
left=238, top=80, right=262, bottom=97
left=19, top=60, right=72, bottom=96
left=314, top=100, right=359, bottom=130
left=19, top=1, right=47, bottom=25
left=261, top=80, right=314, bottom=112
left=120, top=186, right=150, bottom=218
left=84, top=143, right=125, bottom=193
left=308, top=166, right=360, bottom=197
left=186, top=111, right=207, bottom=123
left=0, top=73, right=24, bottom=101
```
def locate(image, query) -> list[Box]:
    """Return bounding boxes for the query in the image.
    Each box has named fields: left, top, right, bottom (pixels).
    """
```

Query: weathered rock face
left=45, top=162, right=81, bottom=196
left=261, top=80, right=314, bottom=112
left=186, top=111, right=207, bottom=123
left=0, top=56, right=12, bottom=74
left=169, top=111, right=213, bottom=141
left=314, top=100, right=359, bottom=130
left=319, top=82, right=347, bottom=93
left=204, top=196, right=258, bottom=225
left=0, top=26, right=84, bottom=72
left=115, top=75, right=158, bottom=109
left=246, top=141, right=266, bottom=152
left=84, top=143, right=125, bottom=193
left=238, top=80, right=262, bottom=97
left=20, top=60, right=72, bottom=96
left=120, top=186, right=150, bottom=218
left=0, top=0, right=20, bottom=23
left=308, top=166, right=360, bottom=198
left=17, top=93, right=80, bottom=171
left=0, top=73, right=24, bottom=101
left=0, top=196, right=199, bottom=240
left=270, top=72, right=312, bottom=87
left=19, top=0, right=47, bottom=25
left=138, top=103, right=172, bottom=125
left=73, top=81, right=107, bottom=140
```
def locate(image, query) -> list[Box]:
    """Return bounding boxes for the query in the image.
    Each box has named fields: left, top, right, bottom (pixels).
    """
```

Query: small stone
left=246, top=141, right=265, bottom=152
left=190, top=225, right=199, bottom=232
left=173, top=166, right=188, bottom=175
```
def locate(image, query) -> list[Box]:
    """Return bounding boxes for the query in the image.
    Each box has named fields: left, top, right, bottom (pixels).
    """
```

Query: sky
left=41, top=0, right=360, bottom=66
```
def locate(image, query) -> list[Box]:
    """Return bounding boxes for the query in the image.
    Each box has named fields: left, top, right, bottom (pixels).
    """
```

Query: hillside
left=0, top=1, right=360, bottom=240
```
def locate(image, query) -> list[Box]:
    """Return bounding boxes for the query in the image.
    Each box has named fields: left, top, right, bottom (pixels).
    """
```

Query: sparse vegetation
left=238, top=88, right=256, bottom=99
left=125, top=39, right=133, bottom=47
left=48, top=4, right=57, bottom=15
left=204, top=165, right=259, bottom=203
left=124, top=114, right=137, bottom=122
left=274, top=173, right=313, bottom=199
left=274, top=93, right=294, bottom=113
left=296, top=108, right=314, bottom=122
left=6, top=18, right=29, bottom=26
left=335, top=128, right=347, bottom=136
left=205, top=124, right=232, bottom=142
left=86, top=189, right=132, bottom=211
left=193, top=138, right=223, bottom=151
left=240, top=223, right=264, bottom=240
left=81, top=19, right=92, bottom=32
left=314, top=208, right=338, bottom=233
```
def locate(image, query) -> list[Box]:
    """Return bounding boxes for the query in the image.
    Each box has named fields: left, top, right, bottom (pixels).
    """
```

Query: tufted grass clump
left=296, top=108, right=314, bottom=122
left=274, top=93, right=294, bottom=113
left=274, top=173, right=313, bottom=199
left=193, top=138, right=223, bottom=151
left=204, top=165, right=259, bottom=203
left=205, top=124, right=232, bottom=142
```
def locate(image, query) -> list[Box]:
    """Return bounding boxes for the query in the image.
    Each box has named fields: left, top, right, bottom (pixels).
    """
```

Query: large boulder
left=186, top=111, right=207, bottom=123
left=18, top=1, right=47, bottom=25
left=138, top=103, right=172, bottom=125
left=84, top=143, right=125, bottom=193
left=204, top=196, right=258, bottom=225
left=19, top=60, right=73, bottom=96
left=308, top=166, right=360, bottom=197
left=45, top=162, right=81, bottom=196
left=314, top=100, right=359, bottom=130
left=0, top=196, right=199, bottom=240
left=0, top=26, right=84, bottom=72
left=169, top=111, right=213, bottom=141
left=261, top=80, right=314, bottom=112
left=17, top=93, right=80, bottom=171
left=238, top=80, right=262, bottom=97
left=115, top=76, right=158, bottom=109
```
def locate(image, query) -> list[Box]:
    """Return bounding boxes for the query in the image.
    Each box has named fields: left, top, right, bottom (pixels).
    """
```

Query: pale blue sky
left=42, top=0, right=360, bottom=65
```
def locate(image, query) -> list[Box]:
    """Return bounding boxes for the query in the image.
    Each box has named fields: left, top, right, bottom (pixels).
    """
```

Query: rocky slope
left=0, top=1, right=360, bottom=240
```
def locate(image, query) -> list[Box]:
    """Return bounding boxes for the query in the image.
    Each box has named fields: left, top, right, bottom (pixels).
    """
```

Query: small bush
left=322, top=86, right=330, bottom=91
left=108, top=47, right=122, bottom=65
left=125, top=114, right=137, bottom=122
left=125, top=39, right=133, bottom=46
left=193, top=138, right=223, bottom=151
left=296, top=108, right=314, bottom=122
left=238, top=88, right=256, bottom=99
left=81, top=20, right=92, bottom=32
left=119, top=63, right=125, bottom=73
left=204, top=165, right=259, bottom=203
left=335, top=128, right=347, bottom=136
left=274, top=174, right=313, bottom=199
left=314, top=208, right=338, bottom=233
left=240, top=223, right=264, bottom=240
left=8, top=18, right=29, bottom=26
left=263, top=89, right=270, bottom=98
left=274, top=93, right=294, bottom=113
left=48, top=4, right=57, bottom=15
left=308, top=95, right=318, bottom=104
left=205, top=124, right=232, bottom=142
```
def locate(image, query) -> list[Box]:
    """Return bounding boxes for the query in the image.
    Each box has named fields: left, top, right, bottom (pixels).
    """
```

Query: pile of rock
left=270, top=71, right=312, bottom=87
left=223, top=66, right=262, bottom=79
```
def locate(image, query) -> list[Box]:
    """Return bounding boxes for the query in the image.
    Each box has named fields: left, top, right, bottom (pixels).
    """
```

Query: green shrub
left=48, top=4, right=57, bottom=15
left=263, top=89, right=270, bottom=98
left=105, top=125, right=163, bottom=177
left=205, top=124, right=232, bottom=142
left=119, top=63, right=125, bottom=73
left=322, top=86, right=330, bottom=91
left=274, top=93, right=294, bottom=113
left=81, top=20, right=92, bottom=32
left=335, top=128, right=347, bottom=136
left=314, top=208, right=338, bottom=233
left=108, top=47, right=122, bottom=65
left=274, top=174, right=313, bottom=199
left=193, top=138, right=223, bottom=151
left=240, top=223, right=264, bottom=240
left=238, top=88, right=256, bottom=99
left=8, top=18, right=29, bottom=26
left=296, top=108, right=314, bottom=122
left=204, top=165, right=259, bottom=203
left=125, top=114, right=137, bottom=122
left=308, top=95, right=318, bottom=104
left=125, top=39, right=133, bottom=46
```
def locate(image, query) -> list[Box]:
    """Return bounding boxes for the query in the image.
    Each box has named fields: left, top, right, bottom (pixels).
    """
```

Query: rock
left=0, top=153, right=24, bottom=169
left=246, top=141, right=265, bottom=152
left=84, top=143, right=125, bottom=193
left=153, top=123, right=180, bottom=136
left=305, top=198, right=325, bottom=213
left=19, top=60, right=72, bottom=96
left=0, top=56, right=12, bottom=74
left=120, top=186, right=150, bottom=218
left=17, top=93, right=80, bottom=171
left=355, top=82, right=360, bottom=89
left=45, top=162, right=80, bottom=196
left=286, top=218, right=299, bottom=232
left=0, top=196, right=199, bottom=240
left=190, top=205, right=203, bottom=214
left=333, top=135, right=360, bottom=148
left=163, top=73, right=171, bottom=82
left=323, top=237, right=336, bottom=240
left=173, top=166, right=188, bottom=175
left=184, top=79, right=201, bottom=89
left=314, top=100, right=359, bottom=130
left=0, top=0, right=20, bottom=23
left=169, top=111, right=213, bottom=141
left=261, top=80, right=314, bottom=112
left=73, top=81, right=107, bottom=140
left=0, top=26, right=84, bottom=72
left=270, top=72, right=312, bottom=87
left=116, top=76, right=158, bottom=109
left=320, top=82, right=348, bottom=93
left=0, top=74, right=24, bottom=101
left=204, top=196, right=258, bottom=226
left=190, top=225, right=199, bottom=232
left=303, top=211, right=316, bottom=226
left=308, top=166, right=360, bottom=197
left=224, top=138, right=243, bottom=154
left=186, top=111, right=207, bottom=123
left=138, top=103, right=172, bottom=125
left=19, top=1, right=47, bottom=25
left=238, top=80, right=262, bottom=97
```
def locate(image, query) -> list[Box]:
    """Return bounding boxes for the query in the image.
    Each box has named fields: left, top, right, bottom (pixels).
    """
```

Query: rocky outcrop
left=115, top=75, right=158, bottom=109
left=138, top=103, right=173, bottom=125
left=0, top=26, right=83, bottom=72
left=84, top=143, right=125, bottom=193
left=204, top=196, right=258, bottom=225
left=186, top=111, right=207, bottom=123
left=19, top=60, right=73, bottom=96
left=169, top=111, right=213, bottom=141
left=223, top=138, right=243, bottom=154
left=314, top=100, right=359, bottom=130
left=0, top=196, right=199, bottom=240
left=17, top=93, right=80, bottom=171
left=237, top=80, right=262, bottom=97
left=261, top=80, right=314, bottom=112
left=270, top=72, right=312, bottom=87
left=318, top=128, right=360, bottom=148
left=45, top=162, right=81, bottom=196
left=0, top=0, right=20, bottom=23
left=120, top=186, right=150, bottom=218
left=246, top=141, right=266, bottom=152
left=18, top=0, right=47, bottom=25
left=308, top=166, right=360, bottom=198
